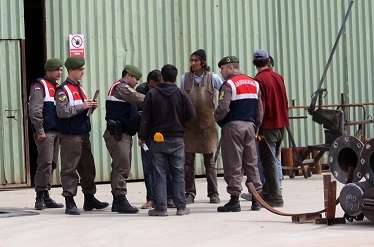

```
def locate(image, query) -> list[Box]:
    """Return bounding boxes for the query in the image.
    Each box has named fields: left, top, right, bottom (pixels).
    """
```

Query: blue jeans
left=151, top=137, right=186, bottom=211
left=141, top=138, right=173, bottom=202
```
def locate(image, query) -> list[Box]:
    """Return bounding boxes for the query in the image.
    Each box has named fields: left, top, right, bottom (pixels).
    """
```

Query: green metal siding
left=0, top=0, right=24, bottom=39
left=44, top=0, right=374, bottom=181
left=0, top=40, right=26, bottom=185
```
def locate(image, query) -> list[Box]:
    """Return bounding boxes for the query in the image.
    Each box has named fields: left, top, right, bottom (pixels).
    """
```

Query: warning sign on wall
left=69, top=34, right=85, bottom=57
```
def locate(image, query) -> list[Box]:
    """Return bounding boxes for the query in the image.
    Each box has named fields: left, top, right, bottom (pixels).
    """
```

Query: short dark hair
left=147, top=69, right=161, bottom=83
left=161, top=64, right=178, bottom=82
left=253, top=58, right=269, bottom=68
left=269, top=56, right=274, bottom=67
left=121, top=69, right=128, bottom=77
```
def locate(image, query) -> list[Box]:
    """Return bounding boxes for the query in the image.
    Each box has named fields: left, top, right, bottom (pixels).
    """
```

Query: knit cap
left=191, top=49, right=206, bottom=61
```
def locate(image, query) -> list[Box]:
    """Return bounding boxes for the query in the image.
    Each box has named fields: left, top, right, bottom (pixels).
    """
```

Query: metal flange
left=328, top=135, right=363, bottom=184
left=360, top=138, right=374, bottom=186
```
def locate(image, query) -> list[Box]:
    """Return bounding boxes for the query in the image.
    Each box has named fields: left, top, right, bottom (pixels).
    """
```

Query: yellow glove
left=154, top=132, right=164, bottom=142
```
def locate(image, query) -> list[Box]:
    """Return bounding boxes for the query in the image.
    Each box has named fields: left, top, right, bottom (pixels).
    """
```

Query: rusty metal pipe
left=360, top=187, right=374, bottom=222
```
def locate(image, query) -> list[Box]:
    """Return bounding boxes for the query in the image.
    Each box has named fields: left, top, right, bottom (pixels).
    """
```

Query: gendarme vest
left=217, top=74, right=259, bottom=127
left=56, top=81, right=91, bottom=135
left=105, top=80, right=139, bottom=136
left=32, top=78, right=58, bottom=131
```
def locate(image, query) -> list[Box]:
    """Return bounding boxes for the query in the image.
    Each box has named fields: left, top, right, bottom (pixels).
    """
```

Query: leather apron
left=183, top=71, right=218, bottom=154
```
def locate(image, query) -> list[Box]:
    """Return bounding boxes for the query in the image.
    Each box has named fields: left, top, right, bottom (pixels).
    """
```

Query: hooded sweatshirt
left=138, top=82, right=196, bottom=141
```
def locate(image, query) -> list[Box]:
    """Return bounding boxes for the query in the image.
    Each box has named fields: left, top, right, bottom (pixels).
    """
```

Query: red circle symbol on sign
left=71, top=35, right=83, bottom=48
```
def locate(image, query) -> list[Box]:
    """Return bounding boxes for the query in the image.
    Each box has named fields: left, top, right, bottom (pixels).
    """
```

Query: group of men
left=28, top=48, right=289, bottom=216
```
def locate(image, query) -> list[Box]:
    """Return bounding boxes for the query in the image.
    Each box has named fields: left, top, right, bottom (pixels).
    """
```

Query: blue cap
left=253, top=49, right=269, bottom=60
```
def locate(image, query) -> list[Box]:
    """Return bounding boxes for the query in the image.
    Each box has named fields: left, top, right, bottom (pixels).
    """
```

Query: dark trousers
left=103, top=129, right=132, bottom=197
left=60, top=133, right=96, bottom=197
left=184, top=152, right=218, bottom=197
left=151, top=138, right=186, bottom=210
left=33, top=131, right=59, bottom=192
left=141, top=138, right=173, bottom=202
left=258, top=128, right=284, bottom=201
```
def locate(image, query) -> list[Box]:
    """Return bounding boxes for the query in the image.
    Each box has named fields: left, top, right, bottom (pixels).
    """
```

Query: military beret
left=124, top=65, right=142, bottom=78
left=44, top=58, right=63, bottom=71
left=218, top=56, right=239, bottom=67
left=64, top=55, right=85, bottom=70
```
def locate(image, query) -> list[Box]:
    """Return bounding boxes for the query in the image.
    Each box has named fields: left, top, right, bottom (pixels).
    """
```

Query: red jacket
left=254, top=68, right=289, bottom=129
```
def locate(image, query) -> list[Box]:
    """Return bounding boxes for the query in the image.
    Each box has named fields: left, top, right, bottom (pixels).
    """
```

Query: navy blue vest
left=105, top=80, right=139, bottom=136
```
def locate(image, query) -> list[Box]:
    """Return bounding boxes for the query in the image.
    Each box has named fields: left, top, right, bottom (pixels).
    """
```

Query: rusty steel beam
left=246, top=183, right=324, bottom=223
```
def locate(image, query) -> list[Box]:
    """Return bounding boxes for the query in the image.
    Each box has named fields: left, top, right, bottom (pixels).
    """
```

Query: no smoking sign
left=69, top=34, right=85, bottom=57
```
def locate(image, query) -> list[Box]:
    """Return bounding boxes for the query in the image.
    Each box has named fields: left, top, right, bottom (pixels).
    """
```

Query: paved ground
left=0, top=174, right=373, bottom=247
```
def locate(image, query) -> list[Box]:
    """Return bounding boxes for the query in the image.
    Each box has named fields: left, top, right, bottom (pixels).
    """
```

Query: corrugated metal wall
left=44, top=0, right=374, bottom=182
left=0, top=0, right=24, bottom=39
left=0, top=41, right=26, bottom=185
left=0, top=0, right=26, bottom=186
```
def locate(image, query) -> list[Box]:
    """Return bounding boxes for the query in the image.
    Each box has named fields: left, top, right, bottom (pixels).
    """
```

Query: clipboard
left=87, top=89, right=99, bottom=117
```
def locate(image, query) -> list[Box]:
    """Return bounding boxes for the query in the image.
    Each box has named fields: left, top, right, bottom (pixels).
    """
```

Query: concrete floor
left=0, top=174, right=373, bottom=247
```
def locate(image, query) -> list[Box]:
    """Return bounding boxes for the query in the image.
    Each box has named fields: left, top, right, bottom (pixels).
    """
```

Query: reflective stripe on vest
left=106, top=80, right=128, bottom=102
left=39, top=79, right=57, bottom=104
left=62, top=84, right=87, bottom=106
left=226, top=74, right=259, bottom=101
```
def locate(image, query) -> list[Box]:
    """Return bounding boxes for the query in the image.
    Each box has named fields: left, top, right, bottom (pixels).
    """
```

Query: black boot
left=217, top=195, right=241, bottom=212
left=35, top=191, right=46, bottom=210
left=251, top=198, right=261, bottom=211
left=111, top=196, right=118, bottom=212
left=112, top=195, right=139, bottom=214
left=65, top=196, right=80, bottom=215
left=44, top=190, right=64, bottom=208
left=83, top=194, right=109, bottom=211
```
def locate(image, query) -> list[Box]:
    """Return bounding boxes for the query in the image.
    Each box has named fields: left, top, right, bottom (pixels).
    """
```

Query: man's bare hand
left=83, top=99, right=97, bottom=109
left=138, top=140, right=145, bottom=147
left=38, top=133, right=46, bottom=141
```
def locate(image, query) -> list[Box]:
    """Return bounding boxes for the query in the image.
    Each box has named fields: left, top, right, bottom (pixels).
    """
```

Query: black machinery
left=285, top=0, right=365, bottom=179
left=284, top=0, right=374, bottom=223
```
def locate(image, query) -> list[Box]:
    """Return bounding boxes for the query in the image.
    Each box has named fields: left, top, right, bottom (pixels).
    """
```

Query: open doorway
left=24, top=0, right=46, bottom=186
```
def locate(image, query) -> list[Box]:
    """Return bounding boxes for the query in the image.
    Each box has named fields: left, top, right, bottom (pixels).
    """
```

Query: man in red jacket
left=253, top=49, right=289, bottom=207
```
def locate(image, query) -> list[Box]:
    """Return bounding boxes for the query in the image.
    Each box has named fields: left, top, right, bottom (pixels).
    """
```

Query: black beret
left=64, top=55, right=85, bottom=70
left=218, top=56, right=239, bottom=67
left=44, top=58, right=63, bottom=71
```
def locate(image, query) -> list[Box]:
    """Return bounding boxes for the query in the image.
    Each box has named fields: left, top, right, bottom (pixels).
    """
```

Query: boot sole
left=35, top=203, right=46, bottom=210
left=112, top=207, right=139, bottom=214
left=117, top=209, right=139, bottom=214
left=148, top=210, right=168, bottom=216
left=65, top=210, right=81, bottom=215
left=83, top=203, right=109, bottom=211
left=45, top=203, right=64, bottom=208
left=217, top=207, right=241, bottom=212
